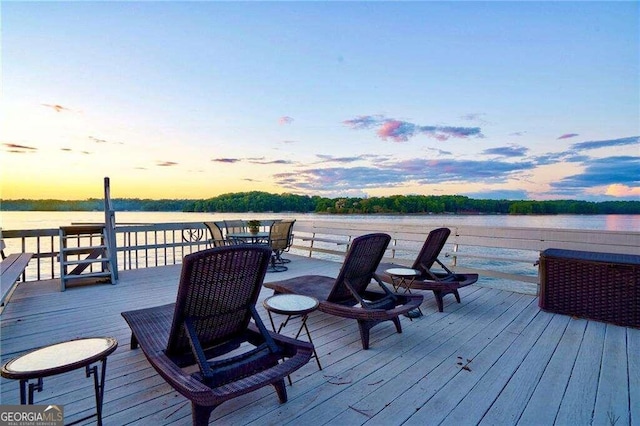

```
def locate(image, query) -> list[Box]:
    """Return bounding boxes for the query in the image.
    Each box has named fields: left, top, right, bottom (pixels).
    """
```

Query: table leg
left=19, top=377, right=43, bottom=404
left=67, top=359, right=107, bottom=426
left=267, top=311, right=293, bottom=385
left=392, top=276, right=423, bottom=318
left=87, top=359, right=108, bottom=426
left=295, top=315, right=322, bottom=370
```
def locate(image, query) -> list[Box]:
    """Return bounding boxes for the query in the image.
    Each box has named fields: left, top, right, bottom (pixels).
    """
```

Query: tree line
left=2, top=192, right=639, bottom=215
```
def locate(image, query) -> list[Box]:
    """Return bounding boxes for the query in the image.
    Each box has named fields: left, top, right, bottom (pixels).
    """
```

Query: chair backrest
left=269, top=220, right=295, bottom=250
left=203, top=222, right=225, bottom=247
left=224, top=220, right=247, bottom=236
left=0, top=237, right=5, bottom=259
left=411, top=227, right=451, bottom=273
left=166, top=245, right=272, bottom=358
left=327, top=233, right=391, bottom=303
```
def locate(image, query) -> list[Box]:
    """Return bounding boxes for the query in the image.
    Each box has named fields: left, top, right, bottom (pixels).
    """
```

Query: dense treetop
left=2, top=192, right=639, bottom=215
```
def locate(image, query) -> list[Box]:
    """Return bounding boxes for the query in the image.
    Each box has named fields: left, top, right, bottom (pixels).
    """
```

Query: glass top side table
left=263, top=294, right=322, bottom=380
left=385, top=268, right=423, bottom=318
left=1, top=337, right=118, bottom=426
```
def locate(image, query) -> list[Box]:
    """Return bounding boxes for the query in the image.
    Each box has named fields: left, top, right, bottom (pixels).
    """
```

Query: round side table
left=263, top=294, right=322, bottom=376
left=385, top=268, right=423, bottom=318
left=1, top=337, right=118, bottom=426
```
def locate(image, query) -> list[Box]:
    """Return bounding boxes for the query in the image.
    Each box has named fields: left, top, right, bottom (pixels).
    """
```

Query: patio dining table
left=227, top=232, right=269, bottom=244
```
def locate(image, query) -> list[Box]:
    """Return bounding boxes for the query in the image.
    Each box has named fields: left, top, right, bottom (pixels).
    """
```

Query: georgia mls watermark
left=0, top=405, right=63, bottom=426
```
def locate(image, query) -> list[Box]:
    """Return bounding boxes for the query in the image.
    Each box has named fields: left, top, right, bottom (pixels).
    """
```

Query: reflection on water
left=2, top=211, right=639, bottom=231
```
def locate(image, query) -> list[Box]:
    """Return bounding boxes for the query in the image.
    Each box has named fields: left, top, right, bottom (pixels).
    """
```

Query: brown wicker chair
left=121, top=245, right=313, bottom=426
left=377, top=227, right=479, bottom=312
left=264, top=233, right=423, bottom=350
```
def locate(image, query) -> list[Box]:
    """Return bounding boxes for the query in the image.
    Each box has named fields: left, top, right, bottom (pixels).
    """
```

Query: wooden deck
left=1, top=254, right=637, bottom=425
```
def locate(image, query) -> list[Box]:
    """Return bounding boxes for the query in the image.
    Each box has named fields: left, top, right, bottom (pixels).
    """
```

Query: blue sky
left=1, top=1, right=638, bottom=201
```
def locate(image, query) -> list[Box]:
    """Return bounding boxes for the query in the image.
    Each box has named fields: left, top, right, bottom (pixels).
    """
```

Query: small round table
left=1, top=337, right=118, bottom=426
left=385, top=268, right=423, bottom=318
left=263, top=294, right=322, bottom=377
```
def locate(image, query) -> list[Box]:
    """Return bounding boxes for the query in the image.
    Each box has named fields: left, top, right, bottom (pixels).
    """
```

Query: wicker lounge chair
left=264, top=233, right=423, bottom=350
left=377, top=227, right=478, bottom=312
left=121, top=245, right=313, bottom=426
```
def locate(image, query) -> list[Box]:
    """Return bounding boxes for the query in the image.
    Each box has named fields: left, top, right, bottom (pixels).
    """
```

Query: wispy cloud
left=342, top=115, right=383, bottom=130
left=532, top=135, right=638, bottom=166
left=279, top=116, right=294, bottom=125
left=89, top=136, right=123, bottom=145
left=157, top=161, right=178, bottom=167
left=60, top=148, right=92, bottom=155
left=550, top=156, right=639, bottom=195
left=557, top=133, right=579, bottom=140
left=273, top=157, right=534, bottom=194
left=460, top=113, right=486, bottom=121
left=315, top=154, right=365, bottom=164
left=343, top=115, right=483, bottom=142
left=569, top=136, right=639, bottom=151
left=212, top=158, right=241, bottom=163
left=41, top=103, right=72, bottom=113
left=482, top=145, right=529, bottom=157
left=3, top=143, right=38, bottom=153
left=426, top=147, right=453, bottom=156
left=249, top=159, right=294, bottom=165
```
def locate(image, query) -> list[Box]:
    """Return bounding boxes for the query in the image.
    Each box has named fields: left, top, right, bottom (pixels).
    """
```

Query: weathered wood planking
left=1, top=254, right=638, bottom=425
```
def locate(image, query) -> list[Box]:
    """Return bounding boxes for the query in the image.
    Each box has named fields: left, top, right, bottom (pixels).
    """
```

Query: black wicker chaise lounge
left=377, top=227, right=479, bottom=312
left=121, top=245, right=313, bottom=426
left=265, top=233, right=423, bottom=350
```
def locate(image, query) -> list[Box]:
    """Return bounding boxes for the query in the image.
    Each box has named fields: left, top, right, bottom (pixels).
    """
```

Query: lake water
left=1, top=210, right=639, bottom=232
left=2, top=211, right=637, bottom=291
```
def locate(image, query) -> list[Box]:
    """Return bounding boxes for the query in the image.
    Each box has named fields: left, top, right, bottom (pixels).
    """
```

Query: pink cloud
left=377, top=120, right=415, bottom=142
left=604, top=184, right=640, bottom=197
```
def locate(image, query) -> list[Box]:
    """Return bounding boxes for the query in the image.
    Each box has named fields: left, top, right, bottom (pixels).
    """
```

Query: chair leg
left=391, top=316, right=403, bottom=334
left=130, top=333, right=139, bottom=350
left=453, top=289, right=461, bottom=303
left=273, top=378, right=288, bottom=403
left=357, top=320, right=371, bottom=350
left=433, top=290, right=445, bottom=312
left=192, top=403, right=216, bottom=426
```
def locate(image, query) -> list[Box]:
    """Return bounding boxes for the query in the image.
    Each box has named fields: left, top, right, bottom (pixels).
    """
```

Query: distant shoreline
left=2, top=192, right=639, bottom=215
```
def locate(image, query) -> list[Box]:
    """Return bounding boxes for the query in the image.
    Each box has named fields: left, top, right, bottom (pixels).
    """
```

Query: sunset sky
left=1, top=1, right=638, bottom=201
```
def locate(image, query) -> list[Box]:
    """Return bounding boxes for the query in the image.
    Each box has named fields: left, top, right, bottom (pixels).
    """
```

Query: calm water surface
left=1, top=211, right=639, bottom=231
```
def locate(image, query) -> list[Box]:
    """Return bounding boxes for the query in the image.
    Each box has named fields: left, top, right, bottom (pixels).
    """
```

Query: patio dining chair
left=121, top=245, right=313, bottom=426
left=223, top=220, right=247, bottom=243
left=264, top=219, right=296, bottom=272
left=377, top=227, right=479, bottom=312
left=203, top=222, right=227, bottom=247
left=264, top=233, right=423, bottom=350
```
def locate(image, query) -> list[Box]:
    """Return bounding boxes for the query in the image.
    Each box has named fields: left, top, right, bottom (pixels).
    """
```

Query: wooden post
left=104, top=177, right=118, bottom=281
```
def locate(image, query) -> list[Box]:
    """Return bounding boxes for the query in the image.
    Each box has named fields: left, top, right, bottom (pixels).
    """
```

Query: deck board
left=0, top=254, right=637, bottom=425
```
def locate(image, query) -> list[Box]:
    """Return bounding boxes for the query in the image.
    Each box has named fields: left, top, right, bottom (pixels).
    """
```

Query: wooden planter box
left=538, top=249, right=640, bottom=328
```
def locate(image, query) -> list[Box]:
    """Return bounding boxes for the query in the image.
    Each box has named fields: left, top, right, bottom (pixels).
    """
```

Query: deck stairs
left=59, top=225, right=116, bottom=291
